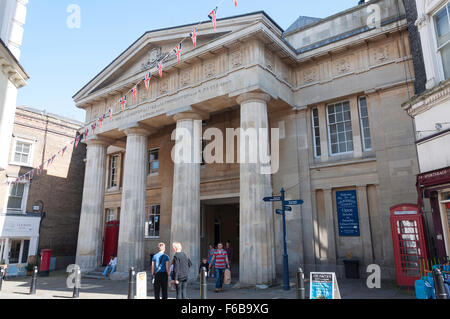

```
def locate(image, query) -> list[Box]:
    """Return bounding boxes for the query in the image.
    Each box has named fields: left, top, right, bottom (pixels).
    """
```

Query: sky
left=17, top=0, right=358, bottom=122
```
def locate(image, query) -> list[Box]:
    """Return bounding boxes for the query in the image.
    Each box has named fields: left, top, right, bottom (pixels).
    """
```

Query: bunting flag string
left=6, top=0, right=240, bottom=186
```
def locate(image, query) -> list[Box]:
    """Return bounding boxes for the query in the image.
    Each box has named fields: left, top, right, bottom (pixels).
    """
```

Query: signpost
left=264, top=188, right=304, bottom=291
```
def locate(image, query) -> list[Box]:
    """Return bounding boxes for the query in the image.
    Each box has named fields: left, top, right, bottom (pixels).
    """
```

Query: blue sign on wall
left=336, top=190, right=360, bottom=237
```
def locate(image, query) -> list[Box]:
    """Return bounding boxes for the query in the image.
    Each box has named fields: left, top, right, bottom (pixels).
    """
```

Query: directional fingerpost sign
left=263, top=188, right=304, bottom=292
left=263, top=196, right=282, bottom=202
left=284, top=200, right=304, bottom=206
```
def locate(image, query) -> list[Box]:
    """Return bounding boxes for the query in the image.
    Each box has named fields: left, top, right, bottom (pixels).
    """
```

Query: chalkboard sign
left=336, top=190, right=360, bottom=237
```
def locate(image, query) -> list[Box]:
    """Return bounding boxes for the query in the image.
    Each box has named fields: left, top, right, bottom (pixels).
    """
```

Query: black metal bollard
left=433, top=268, right=449, bottom=300
left=73, top=265, right=81, bottom=299
left=30, top=266, right=38, bottom=295
left=296, top=268, right=306, bottom=299
left=128, top=267, right=136, bottom=299
left=200, top=266, right=208, bottom=299
left=0, top=266, right=4, bottom=291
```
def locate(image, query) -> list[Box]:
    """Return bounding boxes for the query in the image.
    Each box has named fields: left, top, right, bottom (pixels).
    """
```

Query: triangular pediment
left=74, top=12, right=277, bottom=104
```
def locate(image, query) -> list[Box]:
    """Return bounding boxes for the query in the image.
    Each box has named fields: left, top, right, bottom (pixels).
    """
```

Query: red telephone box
left=390, top=204, right=428, bottom=287
left=103, top=221, right=120, bottom=266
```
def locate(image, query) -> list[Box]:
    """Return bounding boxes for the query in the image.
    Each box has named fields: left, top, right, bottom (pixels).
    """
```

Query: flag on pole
left=173, top=43, right=182, bottom=62
left=190, top=27, right=197, bottom=47
left=158, top=61, right=163, bottom=78
left=233, top=0, right=238, bottom=7
left=208, top=7, right=218, bottom=30
left=144, top=73, right=151, bottom=90
left=131, top=85, right=137, bottom=101
left=120, top=96, right=127, bottom=111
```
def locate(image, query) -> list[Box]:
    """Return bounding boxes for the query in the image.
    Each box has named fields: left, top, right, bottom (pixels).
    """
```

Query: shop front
left=417, top=167, right=450, bottom=260
left=0, top=214, right=41, bottom=277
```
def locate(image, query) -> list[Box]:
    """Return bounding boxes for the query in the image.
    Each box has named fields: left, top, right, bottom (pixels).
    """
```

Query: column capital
left=120, top=123, right=155, bottom=137
left=85, top=136, right=114, bottom=147
left=236, top=92, right=271, bottom=105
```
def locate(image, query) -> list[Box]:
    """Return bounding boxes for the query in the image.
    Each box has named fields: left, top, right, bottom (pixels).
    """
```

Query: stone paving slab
left=0, top=271, right=416, bottom=300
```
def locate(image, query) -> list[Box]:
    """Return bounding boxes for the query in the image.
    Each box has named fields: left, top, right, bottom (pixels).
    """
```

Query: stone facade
left=74, top=0, right=419, bottom=283
left=0, top=106, right=86, bottom=271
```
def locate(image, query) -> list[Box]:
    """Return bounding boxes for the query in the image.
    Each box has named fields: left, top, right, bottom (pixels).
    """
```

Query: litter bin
left=40, top=249, right=52, bottom=277
left=343, top=259, right=360, bottom=279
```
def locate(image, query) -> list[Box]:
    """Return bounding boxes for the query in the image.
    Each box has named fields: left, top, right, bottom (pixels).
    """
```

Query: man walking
left=172, top=242, right=192, bottom=299
left=209, top=243, right=230, bottom=293
left=152, top=243, right=170, bottom=299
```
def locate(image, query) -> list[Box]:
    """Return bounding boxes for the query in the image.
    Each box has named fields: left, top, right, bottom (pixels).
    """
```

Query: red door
left=390, top=204, right=428, bottom=287
left=103, top=221, right=120, bottom=266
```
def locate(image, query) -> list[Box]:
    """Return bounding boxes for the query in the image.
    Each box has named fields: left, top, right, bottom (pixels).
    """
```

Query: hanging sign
left=310, top=272, right=341, bottom=299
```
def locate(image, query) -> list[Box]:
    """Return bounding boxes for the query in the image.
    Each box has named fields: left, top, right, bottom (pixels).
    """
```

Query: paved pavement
left=0, top=270, right=416, bottom=299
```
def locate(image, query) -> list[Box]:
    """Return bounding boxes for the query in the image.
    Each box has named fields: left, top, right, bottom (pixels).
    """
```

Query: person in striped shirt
left=209, top=242, right=230, bottom=292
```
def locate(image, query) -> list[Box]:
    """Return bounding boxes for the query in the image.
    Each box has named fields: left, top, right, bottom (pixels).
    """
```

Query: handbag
left=224, top=268, right=231, bottom=285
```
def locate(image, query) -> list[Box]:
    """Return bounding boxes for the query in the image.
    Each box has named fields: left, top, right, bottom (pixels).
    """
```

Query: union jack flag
left=99, top=116, right=103, bottom=128
left=144, top=73, right=151, bottom=90
left=158, top=61, right=163, bottom=78
left=75, top=135, right=80, bottom=149
left=109, top=108, right=113, bottom=119
left=173, top=43, right=182, bottom=62
left=190, top=27, right=197, bottom=47
left=233, top=0, right=237, bottom=7
left=61, top=146, right=68, bottom=157
left=91, top=123, right=96, bottom=136
left=84, top=129, right=88, bottom=142
left=208, top=7, right=218, bottom=30
left=131, top=85, right=137, bottom=101
left=120, top=96, right=127, bottom=111
left=49, top=155, right=56, bottom=166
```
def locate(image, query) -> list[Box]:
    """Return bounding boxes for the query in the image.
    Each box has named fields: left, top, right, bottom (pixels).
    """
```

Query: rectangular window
left=434, top=3, right=450, bottom=80
left=311, top=108, right=321, bottom=158
left=358, top=97, right=372, bottom=151
left=145, top=205, right=160, bottom=238
left=7, top=183, right=25, bottom=211
left=109, top=155, right=119, bottom=188
left=327, top=101, right=354, bottom=155
left=105, top=208, right=116, bottom=222
left=148, top=149, right=159, bottom=174
left=13, top=140, right=32, bottom=166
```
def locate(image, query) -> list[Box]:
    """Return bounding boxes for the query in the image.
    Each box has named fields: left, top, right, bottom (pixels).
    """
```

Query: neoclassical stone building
left=74, top=0, right=420, bottom=284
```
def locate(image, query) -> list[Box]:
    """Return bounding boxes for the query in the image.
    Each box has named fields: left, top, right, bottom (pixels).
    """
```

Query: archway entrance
left=201, top=199, right=239, bottom=276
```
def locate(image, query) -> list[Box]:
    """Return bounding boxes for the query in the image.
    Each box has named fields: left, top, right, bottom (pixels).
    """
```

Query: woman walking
left=171, top=242, right=192, bottom=299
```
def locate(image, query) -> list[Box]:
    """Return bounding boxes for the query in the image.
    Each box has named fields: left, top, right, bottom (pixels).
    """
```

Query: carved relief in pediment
left=372, top=45, right=392, bottom=64
left=230, top=49, right=242, bottom=68
left=141, top=47, right=163, bottom=70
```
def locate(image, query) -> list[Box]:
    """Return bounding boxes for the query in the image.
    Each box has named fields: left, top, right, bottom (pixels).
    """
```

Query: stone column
left=323, top=188, right=337, bottom=264
left=170, top=111, right=202, bottom=281
left=117, top=125, right=150, bottom=273
left=357, top=185, right=374, bottom=265
left=76, top=138, right=109, bottom=272
left=237, top=92, right=276, bottom=286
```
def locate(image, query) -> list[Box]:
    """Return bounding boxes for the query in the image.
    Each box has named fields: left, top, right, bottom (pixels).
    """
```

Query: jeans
left=175, top=280, right=188, bottom=299
left=154, top=272, right=168, bottom=299
left=215, top=268, right=225, bottom=289
left=103, top=265, right=116, bottom=276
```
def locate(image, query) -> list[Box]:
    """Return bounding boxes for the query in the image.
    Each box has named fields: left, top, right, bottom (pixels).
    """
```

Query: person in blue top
left=151, top=243, right=170, bottom=299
